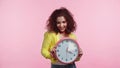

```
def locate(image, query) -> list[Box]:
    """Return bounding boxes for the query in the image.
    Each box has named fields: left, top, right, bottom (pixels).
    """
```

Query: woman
left=41, top=7, right=83, bottom=68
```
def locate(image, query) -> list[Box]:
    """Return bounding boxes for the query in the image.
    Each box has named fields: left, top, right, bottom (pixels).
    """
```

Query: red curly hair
left=46, top=7, right=77, bottom=34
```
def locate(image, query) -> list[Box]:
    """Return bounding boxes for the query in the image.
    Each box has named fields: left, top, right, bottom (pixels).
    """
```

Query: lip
left=58, top=28, right=65, bottom=32
left=59, top=28, right=65, bottom=30
left=60, top=28, right=65, bottom=30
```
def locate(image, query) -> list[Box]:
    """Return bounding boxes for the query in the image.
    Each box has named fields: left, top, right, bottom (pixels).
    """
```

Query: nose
left=60, top=23, right=64, bottom=27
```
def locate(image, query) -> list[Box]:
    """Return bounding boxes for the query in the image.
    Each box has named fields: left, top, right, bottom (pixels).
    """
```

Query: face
left=56, top=16, right=67, bottom=33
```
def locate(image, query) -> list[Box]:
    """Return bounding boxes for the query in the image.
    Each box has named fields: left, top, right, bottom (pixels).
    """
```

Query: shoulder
left=44, top=31, right=56, bottom=37
left=69, top=32, right=77, bottom=39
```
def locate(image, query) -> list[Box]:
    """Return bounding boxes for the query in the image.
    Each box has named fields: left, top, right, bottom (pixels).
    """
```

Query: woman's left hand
left=75, top=48, right=83, bottom=61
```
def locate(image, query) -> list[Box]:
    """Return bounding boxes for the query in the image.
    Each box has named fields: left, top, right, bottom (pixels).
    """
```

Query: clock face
left=55, top=38, right=79, bottom=64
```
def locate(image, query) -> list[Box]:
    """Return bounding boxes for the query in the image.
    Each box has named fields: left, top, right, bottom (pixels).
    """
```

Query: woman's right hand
left=50, top=47, right=57, bottom=59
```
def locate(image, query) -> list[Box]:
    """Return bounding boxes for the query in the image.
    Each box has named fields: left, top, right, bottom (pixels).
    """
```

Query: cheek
left=57, top=24, right=60, bottom=28
left=64, top=23, right=67, bottom=27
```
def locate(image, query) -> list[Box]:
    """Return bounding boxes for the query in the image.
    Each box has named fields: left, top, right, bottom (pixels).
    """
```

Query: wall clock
left=55, top=38, right=80, bottom=64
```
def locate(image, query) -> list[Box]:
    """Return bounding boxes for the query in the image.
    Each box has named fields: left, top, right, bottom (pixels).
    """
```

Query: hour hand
left=66, top=47, right=73, bottom=54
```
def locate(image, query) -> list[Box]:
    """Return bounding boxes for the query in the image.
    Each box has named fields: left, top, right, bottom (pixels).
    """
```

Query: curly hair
left=46, top=7, right=77, bottom=34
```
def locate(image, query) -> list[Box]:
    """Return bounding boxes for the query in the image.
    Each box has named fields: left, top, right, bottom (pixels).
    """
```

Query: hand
left=75, top=48, right=83, bottom=61
left=50, top=47, right=57, bottom=59
left=79, top=48, right=83, bottom=56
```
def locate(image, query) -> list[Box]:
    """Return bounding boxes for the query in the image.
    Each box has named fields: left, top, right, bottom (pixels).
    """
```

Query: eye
left=62, top=21, right=66, bottom=23
left=57, top=22, right=60, bottom=24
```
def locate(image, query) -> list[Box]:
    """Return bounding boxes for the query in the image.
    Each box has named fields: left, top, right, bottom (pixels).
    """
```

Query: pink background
left=0, top=0, right=120, bottom=68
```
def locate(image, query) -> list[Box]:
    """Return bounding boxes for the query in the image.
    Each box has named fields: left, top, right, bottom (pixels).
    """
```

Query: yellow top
left=41, top=31, right=77, bottom=64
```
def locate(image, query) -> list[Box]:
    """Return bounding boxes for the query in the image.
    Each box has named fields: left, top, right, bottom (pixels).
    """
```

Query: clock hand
left=67, top=47, right=73, bottom=54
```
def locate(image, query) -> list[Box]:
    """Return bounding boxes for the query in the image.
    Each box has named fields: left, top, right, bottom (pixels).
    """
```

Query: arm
left=41, top=32, right=52, bottom=59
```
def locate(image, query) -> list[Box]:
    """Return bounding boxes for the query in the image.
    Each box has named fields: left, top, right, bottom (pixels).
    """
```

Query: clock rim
left=54, top=37, right=80, bottom=64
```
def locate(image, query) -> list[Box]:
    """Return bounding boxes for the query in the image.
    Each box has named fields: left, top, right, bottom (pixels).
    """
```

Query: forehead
left=56, top=16, right=66, bottom=22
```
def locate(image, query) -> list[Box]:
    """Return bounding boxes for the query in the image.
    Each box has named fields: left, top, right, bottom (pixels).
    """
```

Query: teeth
left=60, top=27, right=65, bottom=29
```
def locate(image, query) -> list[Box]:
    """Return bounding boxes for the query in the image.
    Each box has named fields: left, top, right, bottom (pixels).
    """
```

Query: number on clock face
left=55, top=39, right=79, bottom=64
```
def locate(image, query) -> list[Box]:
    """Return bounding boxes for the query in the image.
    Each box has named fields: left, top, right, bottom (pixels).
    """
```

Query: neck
left=59, top=32, right=68, bottom=37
